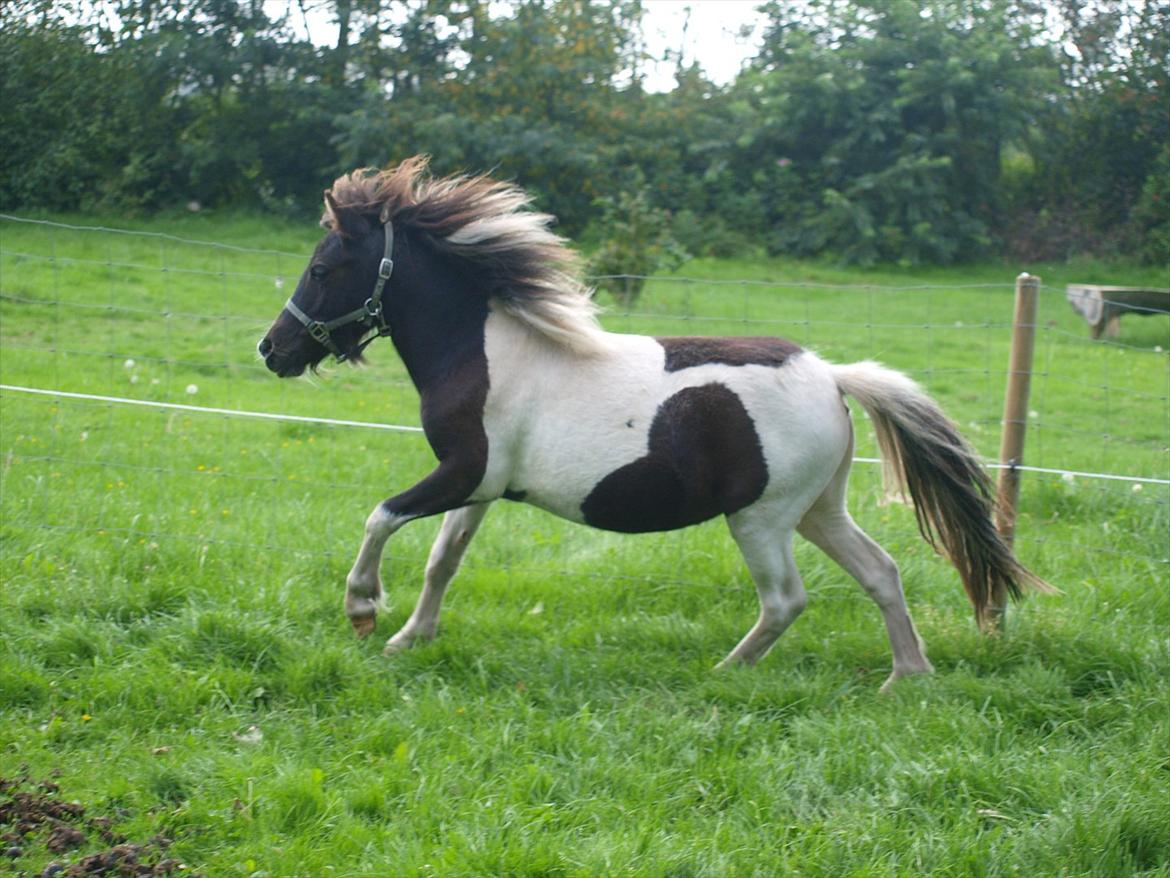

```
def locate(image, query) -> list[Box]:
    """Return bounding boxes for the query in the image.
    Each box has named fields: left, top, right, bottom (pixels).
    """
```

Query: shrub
left=586, top=189, right=689, bottom=307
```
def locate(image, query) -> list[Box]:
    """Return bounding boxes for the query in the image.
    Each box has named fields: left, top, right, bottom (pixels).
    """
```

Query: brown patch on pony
left=580, top=383, right=768, bottom=533
left=657, top=337, right=803, bottom=372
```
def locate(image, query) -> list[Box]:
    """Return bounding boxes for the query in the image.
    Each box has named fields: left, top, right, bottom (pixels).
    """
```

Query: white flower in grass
left=124, top=358, right=136, bottom=369
left=1061, top=472, right=1076, bottom=485
left=232, top=725, right=263, bottom=745
left=185, top=384, right=199, bottom=395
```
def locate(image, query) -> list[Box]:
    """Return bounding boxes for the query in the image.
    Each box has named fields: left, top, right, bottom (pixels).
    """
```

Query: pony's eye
left=309, top=264, right=329, bottom=281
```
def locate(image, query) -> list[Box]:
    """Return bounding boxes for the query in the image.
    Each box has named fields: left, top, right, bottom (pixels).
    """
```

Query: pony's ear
left=323, top=190, right=369, bottom=239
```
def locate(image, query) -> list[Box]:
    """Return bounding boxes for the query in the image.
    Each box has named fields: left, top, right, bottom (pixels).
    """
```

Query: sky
left=268, top=0, right=768, bottom=93
left=638, top=1, right=767, bottom=90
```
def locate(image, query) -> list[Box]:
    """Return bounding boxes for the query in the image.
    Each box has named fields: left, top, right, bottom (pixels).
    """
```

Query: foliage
left=1, top=0, right=349, bottom=212
left=1129, top=146, right=1170, bottom=266
left=999, top=0, right=1170, bottom=263
left=735, top=0, right=1058, bottom=266
left=333, top=0, right=648, bottom=234
left=1, top=0, right=1166, bottom=265
left=586, top=185, right=690, bottom=306
left=0, top=17, right=163, bottom=210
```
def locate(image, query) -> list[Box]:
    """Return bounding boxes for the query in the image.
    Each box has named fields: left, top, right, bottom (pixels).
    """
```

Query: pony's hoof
left=382, top=633, right=414, bottom=656
left=351, top=615, right=377, bottom=638
left=878, top=662, right=934, bottom=693
left=713, top=654, right=750, bottom=672
left=382, top=627, right=435, bottom=656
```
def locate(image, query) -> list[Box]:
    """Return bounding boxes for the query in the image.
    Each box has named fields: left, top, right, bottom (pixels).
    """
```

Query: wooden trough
left=1066, top=284, right=1170, bottom=339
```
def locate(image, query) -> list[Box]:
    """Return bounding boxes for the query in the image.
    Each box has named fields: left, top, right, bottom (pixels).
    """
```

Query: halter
left=283, top=220, right=395, bottom=362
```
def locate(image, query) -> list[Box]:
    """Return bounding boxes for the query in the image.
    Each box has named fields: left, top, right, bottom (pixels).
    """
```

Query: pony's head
left=258, top=171, right=409, bottom=377
left=259, top=155, right=607, bottom=377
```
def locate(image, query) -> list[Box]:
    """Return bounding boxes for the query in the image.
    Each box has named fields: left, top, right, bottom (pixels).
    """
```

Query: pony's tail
left=832, top=361, right=1054, bottom=628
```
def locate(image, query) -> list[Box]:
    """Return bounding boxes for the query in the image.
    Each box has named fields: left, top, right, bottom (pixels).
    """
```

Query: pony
left=258, top=156, right=1050, bottom=691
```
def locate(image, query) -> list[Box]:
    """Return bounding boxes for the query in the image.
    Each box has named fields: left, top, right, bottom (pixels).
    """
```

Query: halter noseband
left=283, top=220, right=395, bottom=362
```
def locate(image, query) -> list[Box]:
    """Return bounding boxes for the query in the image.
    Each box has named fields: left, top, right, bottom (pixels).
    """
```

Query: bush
left=586, top=188, right=690, bottom=307
left=1128, top=146, right=1170, bottom=265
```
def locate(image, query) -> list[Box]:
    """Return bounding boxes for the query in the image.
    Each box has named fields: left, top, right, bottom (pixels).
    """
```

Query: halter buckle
left=378, top=257, right=394, bottom=280
left=306, top=322, right=332, bottom=346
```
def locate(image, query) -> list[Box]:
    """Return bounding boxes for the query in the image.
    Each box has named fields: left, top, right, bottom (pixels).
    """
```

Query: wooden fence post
left=991, top=272, right=1041, bottom=632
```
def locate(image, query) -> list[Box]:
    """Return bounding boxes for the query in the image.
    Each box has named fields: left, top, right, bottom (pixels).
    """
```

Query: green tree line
left=2, top=0, right=1166, bottom=265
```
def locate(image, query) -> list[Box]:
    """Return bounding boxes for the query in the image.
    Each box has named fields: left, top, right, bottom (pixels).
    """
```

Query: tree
left=4, top=0, right=1160, bottom=266
left=732, top=0, right=1058, bottom=265
left=333, top=0, right=649, bottom=232
left=1011, top=0, right=1170, bottom=260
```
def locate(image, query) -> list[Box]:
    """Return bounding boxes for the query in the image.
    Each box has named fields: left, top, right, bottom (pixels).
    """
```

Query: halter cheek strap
left=283, top=221, right=395, bottom=362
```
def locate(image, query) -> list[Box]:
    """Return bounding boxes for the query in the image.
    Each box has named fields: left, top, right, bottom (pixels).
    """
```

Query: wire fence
left=2, top=215, right=1167, bottom=593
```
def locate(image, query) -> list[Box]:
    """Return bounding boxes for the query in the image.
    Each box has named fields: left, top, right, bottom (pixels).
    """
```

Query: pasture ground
left=1, top=213, right=1168, bottom=877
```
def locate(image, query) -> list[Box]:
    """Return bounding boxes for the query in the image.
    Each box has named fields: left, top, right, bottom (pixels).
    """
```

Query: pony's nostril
left=258, top=337, right=273, bottom=356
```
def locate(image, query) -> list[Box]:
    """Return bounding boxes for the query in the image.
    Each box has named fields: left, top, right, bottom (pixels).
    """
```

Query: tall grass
left=1, top=214, right=1167, bottom=877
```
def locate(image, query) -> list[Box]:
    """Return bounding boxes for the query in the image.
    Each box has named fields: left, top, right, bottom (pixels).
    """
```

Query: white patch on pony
left=364, top=504, right=412, bottom=537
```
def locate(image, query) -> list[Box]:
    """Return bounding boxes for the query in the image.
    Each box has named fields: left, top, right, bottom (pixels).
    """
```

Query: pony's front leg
left=383, top=502, right=490, bottom=655
left=344, top=461, right=483, bottom=638
left=345, top=504, right=410, bottom=637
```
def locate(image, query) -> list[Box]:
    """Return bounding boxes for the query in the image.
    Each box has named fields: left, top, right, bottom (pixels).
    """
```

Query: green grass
left=1, top=213, right=1168, bottom=877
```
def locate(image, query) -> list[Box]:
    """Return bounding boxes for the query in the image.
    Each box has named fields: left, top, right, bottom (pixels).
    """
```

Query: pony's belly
left=481, top=319, right=849, bottom=533
left=495, top=374, right=788, bottom=533
left=499, top=414, right=654, bottom=525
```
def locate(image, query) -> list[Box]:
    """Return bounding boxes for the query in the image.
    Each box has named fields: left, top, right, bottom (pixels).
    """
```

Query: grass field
left=1, top=213, right=1168, bottom=877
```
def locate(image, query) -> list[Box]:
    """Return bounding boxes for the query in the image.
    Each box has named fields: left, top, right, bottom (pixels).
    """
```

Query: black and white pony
left=259, top=156, right=1049, bottom=691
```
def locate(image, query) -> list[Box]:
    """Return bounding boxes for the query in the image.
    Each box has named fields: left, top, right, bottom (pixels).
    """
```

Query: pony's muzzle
left=258, top=337, right=306, bottom=377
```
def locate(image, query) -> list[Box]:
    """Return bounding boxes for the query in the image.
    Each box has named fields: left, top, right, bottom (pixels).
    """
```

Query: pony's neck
left=390, top=304, right=488, bottom=396
left=386, top=237, right=489, bottom=395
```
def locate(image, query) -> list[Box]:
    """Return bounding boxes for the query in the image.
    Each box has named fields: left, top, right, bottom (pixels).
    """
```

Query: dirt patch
left=1, top=771, right=195, bottom=877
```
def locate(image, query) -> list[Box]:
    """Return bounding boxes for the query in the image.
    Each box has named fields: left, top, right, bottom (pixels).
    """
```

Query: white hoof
left=713, top=652, right=756, bottom=672
left=879, top=660, right=935, bottom=693
left=382, top=628, right=432, bottom=656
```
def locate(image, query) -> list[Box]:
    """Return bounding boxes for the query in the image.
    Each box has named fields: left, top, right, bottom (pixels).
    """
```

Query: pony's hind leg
left=716, top=509, right=806, bottom=670
left=798, top=504, right=933, bottom=692
left=383, top=503, right=490, bottom=655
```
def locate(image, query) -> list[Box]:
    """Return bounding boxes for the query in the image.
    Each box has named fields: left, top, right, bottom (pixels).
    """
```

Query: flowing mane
left=324, top=156, right=609, bottom=354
